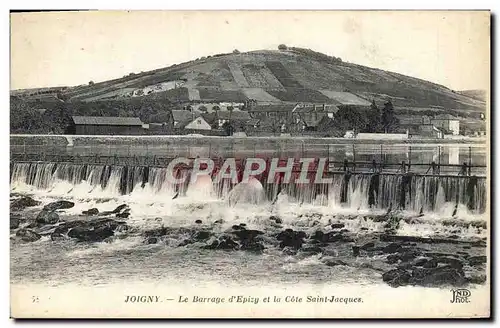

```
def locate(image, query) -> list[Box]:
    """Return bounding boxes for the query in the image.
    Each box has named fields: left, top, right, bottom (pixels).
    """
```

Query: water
left=10, top=141, right=488, bottom=290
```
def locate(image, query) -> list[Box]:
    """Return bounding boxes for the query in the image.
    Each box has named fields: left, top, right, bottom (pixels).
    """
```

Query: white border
left=3, top=1, right=498, bottom=326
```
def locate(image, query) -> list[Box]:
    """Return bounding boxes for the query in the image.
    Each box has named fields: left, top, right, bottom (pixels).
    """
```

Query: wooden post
left=468, top=146, right=472, bottom=176
left=352, top=145, right=356, bottom=172
left=437, top=146, right=441, bottom=175
left=408, top=146, right=412, bottom=172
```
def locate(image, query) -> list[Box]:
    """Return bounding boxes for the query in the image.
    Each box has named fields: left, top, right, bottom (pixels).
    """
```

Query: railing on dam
left=10, top=153, right=486, bottom=178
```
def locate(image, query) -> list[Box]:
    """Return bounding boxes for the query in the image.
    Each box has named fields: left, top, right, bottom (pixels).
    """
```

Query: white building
left=431, top=114, right=460, bottom=136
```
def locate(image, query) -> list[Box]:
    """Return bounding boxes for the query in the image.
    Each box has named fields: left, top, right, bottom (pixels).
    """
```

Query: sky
left=10, top=10, right=490, bottom=91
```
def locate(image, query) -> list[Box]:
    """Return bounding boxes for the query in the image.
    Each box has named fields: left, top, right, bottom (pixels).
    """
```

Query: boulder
left=193, top=230, right=211, bottom=241
left=145, top=237, right=159, bottom=245
left=324, top=259, right=348, bottom=267
left=435, top=257, right=464, bottom=269
left=331, top=223, right=345, bottom=229
left=382, top=269, right=411, bottom=287
left=112, top=204, right=128, bottom=214
left=413, top=258, right=428, bottom=267
left=35, top=210, right=60, bottom=225
left=468, top=256, right=487, bottom=266
left=382, top=242, right=403, bottom=254
left=270, top=216, right=283, bottom=224
left=423, top=259, right=438, bottom=268
left=67, top=226, right=114, bottom=242
left=116, top=212, right=130, bottom=219
left=43, top=200, right=75, bottom=212
left=466, top=274, right=487, bottom=284
left=143, top=226, right=169, bottom=237
left=16, top=228, right=41, bottom=242
left=386, top=254, right=400, bottom=264
left=10, top=215, right=20, bottom=229
left=352, top=246, right=360, bottom=257
left=360, top=242, right=375, bottom=250
left=311, top=230, right=353, bottom=243
left=195, top=220, right=202, bottom=224
left=50, top=232, right=65, bottom=241
left=232, top=229, right=265, bottom=253
left=204, top=235, right=239, bottom=250
left=82, top=208, right=99, bottom=216
left=410, top=266, right=467, bottom=287
left=277, top=229, right=307, bottom=249
left=11, top=196, right=40, bottom=210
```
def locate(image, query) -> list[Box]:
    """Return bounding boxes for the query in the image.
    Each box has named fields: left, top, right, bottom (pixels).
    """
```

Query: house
left=430, top=114, right=460, bottom=135
left=203, top=110, right=251, bottom=129
left=179, top=116, right=212, bottom=131
left=67, top=116, right=144, bottom=135
left=396, top=114, right=445, bottom=138
left=171, top=110, right=201, bottom=128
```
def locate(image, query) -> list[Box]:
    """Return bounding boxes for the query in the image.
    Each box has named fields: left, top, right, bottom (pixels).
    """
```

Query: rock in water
left=204, top=235, right=239, bottom=250
left=50, top=233, right=65, bottom=241
left=382, top=269, right=411, bottom=287
left=36, top=210, right=60, bottom=224
left=112, top=204, right=128, bottom=214
left=116, top=212, right=130, bottom=219
left=68, top=226, right=114, bottom=242
left=10, top=215, right=20, bottom=229
left=16, top=229, right=41, bottom=242
left=11, top=196, right=40, bottom=210
left=277, top=229, right=307, bottom=249
left=410, top=266, right=467, bottom=287
left=82, top=208, right=99, bottom=215
left=468, top=256, right=487, bottom=266
left=43, top=200, right=75, bottom=212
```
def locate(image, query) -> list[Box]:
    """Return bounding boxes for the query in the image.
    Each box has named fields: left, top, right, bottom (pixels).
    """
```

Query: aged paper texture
left=9, top=10, right=490, bottom=318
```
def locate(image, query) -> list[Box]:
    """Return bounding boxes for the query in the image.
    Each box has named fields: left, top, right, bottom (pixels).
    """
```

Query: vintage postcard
left=9, top=10, right=490, bottom=318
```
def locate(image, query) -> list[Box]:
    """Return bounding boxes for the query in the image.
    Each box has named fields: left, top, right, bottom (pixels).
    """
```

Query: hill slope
left=13, top=48, right=486, bottom=113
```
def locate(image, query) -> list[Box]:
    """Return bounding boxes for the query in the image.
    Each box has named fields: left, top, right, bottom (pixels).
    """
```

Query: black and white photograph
left=9, top=10, right=490, bottom=318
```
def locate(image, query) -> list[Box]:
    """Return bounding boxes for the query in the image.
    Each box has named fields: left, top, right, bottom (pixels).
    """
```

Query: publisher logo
left=450, top=289, right=471, bottom=303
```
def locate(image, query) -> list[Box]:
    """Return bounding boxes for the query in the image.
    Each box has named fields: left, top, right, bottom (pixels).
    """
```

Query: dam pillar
left=141, top=166, right=150, bottom=188
left=466, top=176, right=478, bottom=211
left=399, top=173, right=413, bottom=210
left=119, top=166, right=129, bottom=195
left=340, top=172, right=351, bottom=204
left=368, top=173, right=380, bottom=207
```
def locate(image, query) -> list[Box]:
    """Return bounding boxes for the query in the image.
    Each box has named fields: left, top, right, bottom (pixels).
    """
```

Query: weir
left=10, top=161, right=487, bottom=214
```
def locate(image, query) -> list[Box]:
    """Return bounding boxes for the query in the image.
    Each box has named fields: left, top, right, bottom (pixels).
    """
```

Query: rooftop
left=72, top=116, right=143, bottom=126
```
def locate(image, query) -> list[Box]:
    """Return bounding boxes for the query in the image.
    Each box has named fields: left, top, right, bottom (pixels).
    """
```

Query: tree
left=227, top=106, right=234, bottom=121
left=381, top=100, right=399, bottom=133
left=333, top=106, right=369, bottom=135
left=198, top=105, right=208, bottom=113
left=88, top=81, right=94, bottom=86
left=278, top=44, right=287, bottom=51
left=233, top=49, right=240, bottom=54
left=365, top=100, right=383, bottom=133
left=222, top=121, right=234, bottom=136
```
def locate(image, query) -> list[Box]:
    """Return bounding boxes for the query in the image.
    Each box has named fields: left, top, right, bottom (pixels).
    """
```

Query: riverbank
left=10, top=134, right=487, bottom=147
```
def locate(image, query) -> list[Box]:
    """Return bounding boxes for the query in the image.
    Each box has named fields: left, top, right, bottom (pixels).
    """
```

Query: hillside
left=457, top=89, right=487, bottom=102
left=12, top=47, right=486, bottom=113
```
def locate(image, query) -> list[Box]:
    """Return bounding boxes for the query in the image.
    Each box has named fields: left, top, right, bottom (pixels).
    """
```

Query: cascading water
left=10, top=162, right=487, bottom=214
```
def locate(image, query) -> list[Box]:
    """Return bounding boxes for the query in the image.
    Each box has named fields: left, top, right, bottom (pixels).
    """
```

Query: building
left=67, top=116, right=144, bottom=135
left=170, top=110, right=201, bottom=128
left=430, top=114, right=460, bottom=135
left=179, top=116, right=212, bottom=131
left=248, top=103, right=339, bottom=133
left=203, top=110, right=251, bottom=129
left=397, top=114, right=444, bottom=138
